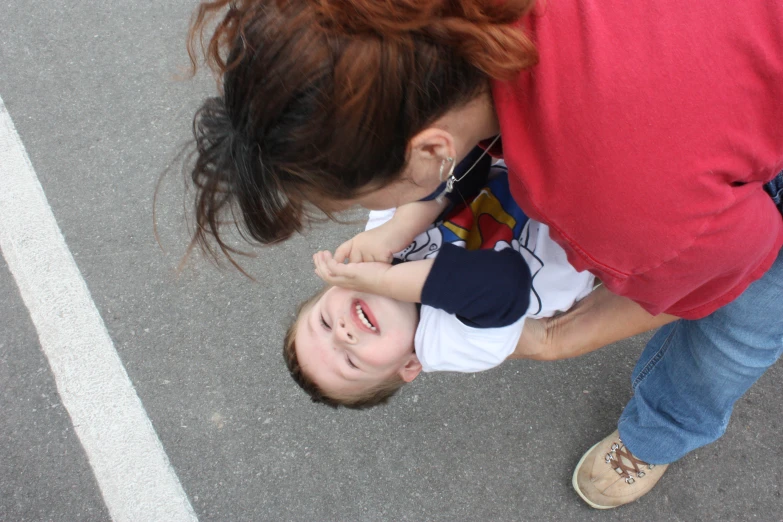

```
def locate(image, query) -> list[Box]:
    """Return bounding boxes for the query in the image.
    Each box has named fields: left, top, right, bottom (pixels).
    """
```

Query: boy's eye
left=346, top=355, right=358, bottom=369
left=320, top=315, right=331, bottom=331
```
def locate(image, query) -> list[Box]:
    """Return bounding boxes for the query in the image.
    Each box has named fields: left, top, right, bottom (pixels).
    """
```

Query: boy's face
left=295, top=286, right=422, bottom=397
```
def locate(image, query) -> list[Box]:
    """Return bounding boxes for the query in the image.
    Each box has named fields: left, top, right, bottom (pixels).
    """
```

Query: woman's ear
left=408, top=128, right=456, bottom=184
left=399, top=354, right=423, bottom=383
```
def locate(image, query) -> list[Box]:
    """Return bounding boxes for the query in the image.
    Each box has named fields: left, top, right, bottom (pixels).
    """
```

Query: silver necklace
left=443, top=134, right=501, bottom=196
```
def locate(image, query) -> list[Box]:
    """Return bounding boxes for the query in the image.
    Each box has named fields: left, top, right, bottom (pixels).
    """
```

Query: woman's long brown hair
left=186, top=0, right=537, bottom=264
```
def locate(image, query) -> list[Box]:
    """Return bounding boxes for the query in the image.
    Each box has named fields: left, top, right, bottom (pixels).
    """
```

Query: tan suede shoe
left=573, top=430, right=669, bottom=509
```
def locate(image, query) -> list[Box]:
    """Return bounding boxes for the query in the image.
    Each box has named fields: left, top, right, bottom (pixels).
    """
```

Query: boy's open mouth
left=352, top=299, right=379, bottom=334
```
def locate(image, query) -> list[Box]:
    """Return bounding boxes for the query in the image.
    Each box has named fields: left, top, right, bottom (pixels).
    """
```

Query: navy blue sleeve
left=420, top=243, right=532, bottom=328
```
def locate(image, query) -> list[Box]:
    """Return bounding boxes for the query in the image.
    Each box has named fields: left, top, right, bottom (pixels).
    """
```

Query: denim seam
left=631, top=322, right=680, bottom=390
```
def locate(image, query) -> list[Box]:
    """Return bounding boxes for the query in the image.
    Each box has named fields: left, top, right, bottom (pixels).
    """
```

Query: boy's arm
left=508, top=284, right=678, bottom=360
left=314, top=250, right=434, bottom=302
left=420, top=244, right=531, bottom=327
left=314, top=244, right=532, bottom=328
left=334, top=198, right=448, bottom=263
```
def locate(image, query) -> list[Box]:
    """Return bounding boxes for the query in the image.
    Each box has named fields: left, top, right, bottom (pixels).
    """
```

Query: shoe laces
left=604, top=437, right=656, bottom=485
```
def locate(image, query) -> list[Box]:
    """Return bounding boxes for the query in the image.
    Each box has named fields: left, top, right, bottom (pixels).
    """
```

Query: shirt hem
left=661, top=242, right=782, bottom=319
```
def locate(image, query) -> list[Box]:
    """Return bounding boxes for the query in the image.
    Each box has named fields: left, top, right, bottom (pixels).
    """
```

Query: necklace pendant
left=445, top=176, right=456, bottom=194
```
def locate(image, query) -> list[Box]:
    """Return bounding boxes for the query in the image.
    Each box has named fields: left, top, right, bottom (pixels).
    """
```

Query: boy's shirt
left=366, top=166, right=594, bottom=373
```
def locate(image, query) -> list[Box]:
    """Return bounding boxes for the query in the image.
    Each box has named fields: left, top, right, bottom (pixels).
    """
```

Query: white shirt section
left=365, top=208, right=396, bottom=231
left=518, top=221, right=594, bottom=318
left=414, top=309, right=525, bottom=373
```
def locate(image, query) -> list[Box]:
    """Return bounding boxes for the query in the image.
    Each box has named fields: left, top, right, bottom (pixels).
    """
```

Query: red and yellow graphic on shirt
left=441, top=185, right=522, bottom=251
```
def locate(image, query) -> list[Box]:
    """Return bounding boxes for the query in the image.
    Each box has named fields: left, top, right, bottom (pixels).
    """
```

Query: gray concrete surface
left=1, top=1, right=781, bottom=520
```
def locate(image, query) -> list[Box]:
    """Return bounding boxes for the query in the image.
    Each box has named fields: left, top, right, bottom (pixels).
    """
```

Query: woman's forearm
left=510, top=284, right=678, bottom=361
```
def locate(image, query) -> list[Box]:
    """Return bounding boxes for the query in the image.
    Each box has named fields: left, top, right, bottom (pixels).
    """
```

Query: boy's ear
left=399, top=354, right=422, bottom=383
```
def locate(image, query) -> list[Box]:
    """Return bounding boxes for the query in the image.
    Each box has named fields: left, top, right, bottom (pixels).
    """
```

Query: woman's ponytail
left=190, top=96, right=304, bottom=266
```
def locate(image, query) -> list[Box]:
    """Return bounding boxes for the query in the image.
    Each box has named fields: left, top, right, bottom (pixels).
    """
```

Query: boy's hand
left=313, top=250, right=392, bottom=294
left=335, top=198, right=449, bottom=263
left=333, top=224, right=408, bottom=264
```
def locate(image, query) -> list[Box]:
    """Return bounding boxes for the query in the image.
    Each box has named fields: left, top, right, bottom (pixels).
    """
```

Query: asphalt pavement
left=1, top=1, right=781, bottom=520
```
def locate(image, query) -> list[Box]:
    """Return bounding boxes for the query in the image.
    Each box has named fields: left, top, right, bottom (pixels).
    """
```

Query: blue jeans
left=618, top=172, right=783, bottom=464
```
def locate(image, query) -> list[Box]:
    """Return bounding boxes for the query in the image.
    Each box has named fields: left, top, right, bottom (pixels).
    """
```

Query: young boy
left=284, top=162, right=595, bottom=409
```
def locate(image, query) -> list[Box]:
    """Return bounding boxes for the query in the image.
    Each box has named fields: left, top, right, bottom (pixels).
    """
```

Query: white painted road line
left=0, top=96, right=198, bottom=522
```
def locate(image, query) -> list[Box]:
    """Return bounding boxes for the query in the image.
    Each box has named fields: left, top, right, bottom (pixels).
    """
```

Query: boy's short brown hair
left=283, top=287, right=405, bottom=409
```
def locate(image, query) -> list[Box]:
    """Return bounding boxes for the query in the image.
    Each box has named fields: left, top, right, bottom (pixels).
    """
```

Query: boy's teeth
left=355, top=304, right=377, bottom=331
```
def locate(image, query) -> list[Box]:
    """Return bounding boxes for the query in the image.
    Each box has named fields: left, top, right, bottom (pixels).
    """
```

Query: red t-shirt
left=492, top=1, right=783, bottom=319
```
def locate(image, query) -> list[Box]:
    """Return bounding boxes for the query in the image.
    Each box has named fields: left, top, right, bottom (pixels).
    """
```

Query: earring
left=439, top=157, right=455, bottom=181
left=435, top=157, right=456, bottom=203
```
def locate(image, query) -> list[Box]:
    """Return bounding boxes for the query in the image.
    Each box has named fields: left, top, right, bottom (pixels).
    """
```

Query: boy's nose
left=336, top=317, right=358, bottom=345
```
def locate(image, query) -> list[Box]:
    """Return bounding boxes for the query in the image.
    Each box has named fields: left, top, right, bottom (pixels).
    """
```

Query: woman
left=186, top=0, right=783, bottom=509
